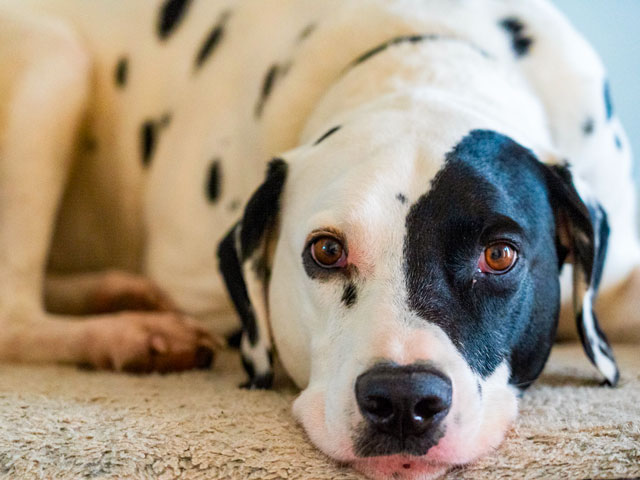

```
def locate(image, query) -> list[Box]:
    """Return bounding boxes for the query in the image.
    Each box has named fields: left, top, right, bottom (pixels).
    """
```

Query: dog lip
left=352, top=454, right=449, bottom=479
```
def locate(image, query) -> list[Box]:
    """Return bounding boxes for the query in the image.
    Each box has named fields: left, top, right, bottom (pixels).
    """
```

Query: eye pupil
left=484, top=243, right=516, bottom=272
left=312, top=236, right=345, bottom=267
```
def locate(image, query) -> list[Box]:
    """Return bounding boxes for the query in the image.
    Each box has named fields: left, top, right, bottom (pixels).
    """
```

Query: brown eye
left=311, top=236, right=346, bottom=268
left=480, top=243, right=517, bottom=273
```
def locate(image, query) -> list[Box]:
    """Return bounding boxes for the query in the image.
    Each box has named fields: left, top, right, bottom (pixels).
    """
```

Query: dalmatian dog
left=1, top=0, right=639, bottom=478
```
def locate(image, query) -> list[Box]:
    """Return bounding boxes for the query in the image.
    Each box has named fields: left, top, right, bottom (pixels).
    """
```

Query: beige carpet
left=0, top=343, right=639, bottom=480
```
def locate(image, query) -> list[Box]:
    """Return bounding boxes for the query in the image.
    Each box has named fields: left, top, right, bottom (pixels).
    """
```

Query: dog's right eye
left=311, top=236, right=347, bottom=268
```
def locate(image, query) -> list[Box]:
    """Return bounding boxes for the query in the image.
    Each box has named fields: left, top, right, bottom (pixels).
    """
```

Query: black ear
left=543, top=163, right=619, bottom=386
left=217, top=158, right=287, bottom=389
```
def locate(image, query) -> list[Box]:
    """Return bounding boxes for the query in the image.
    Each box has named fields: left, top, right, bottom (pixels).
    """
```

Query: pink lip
left=353, top=455, right=449, bottom=480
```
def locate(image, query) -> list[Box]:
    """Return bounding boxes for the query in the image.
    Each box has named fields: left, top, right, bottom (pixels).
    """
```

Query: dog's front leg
left=45, top=270, right=177, bottom=315
left=0, top=9, right=217, bottom=372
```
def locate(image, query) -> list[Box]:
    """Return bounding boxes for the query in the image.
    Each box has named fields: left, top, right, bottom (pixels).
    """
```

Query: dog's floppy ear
left=542, top=163, right=619, bottom=386
left=217, top=158, right=287, bottom=389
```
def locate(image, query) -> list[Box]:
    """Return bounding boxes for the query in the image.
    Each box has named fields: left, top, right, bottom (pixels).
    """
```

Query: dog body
left=1, top=0, right=639, bottom=478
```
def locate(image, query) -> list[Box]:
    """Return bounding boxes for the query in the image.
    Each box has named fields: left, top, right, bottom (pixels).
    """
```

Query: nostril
left=414, top=396, right=448, bottom=421
left=355, top=363, right=452, bottom=440
left=364, top=395, right=393, bottom=419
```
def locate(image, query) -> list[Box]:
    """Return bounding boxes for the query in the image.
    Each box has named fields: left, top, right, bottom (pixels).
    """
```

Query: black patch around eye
left=582, top=117, right=594, bottom=135
left=313, top=126, right=341, bottom=145
left=206, top=160, right=221, bottom=202
left=158, top=0, right=192, bottom=39
left=342, top=282, right=358, bottom=308
left=404, top=129, right=559, bottom=381
left=499, top=17, right=533, bottom=57
left=194, top=13, right=229, bottom=70
left=255, top=65, right=279, bottom=118
left=396, top=193, right=407, bottom=204
left=114, top=57, right=128, bottom=87
left=603, top=80, right=613, bottom=120
left=140, top=121, right=156, bottom=167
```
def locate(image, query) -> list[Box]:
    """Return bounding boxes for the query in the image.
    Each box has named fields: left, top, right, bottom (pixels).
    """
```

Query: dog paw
left=88, top=271, right=177, bottom=313
left=84, top=312, right=221, bottom=373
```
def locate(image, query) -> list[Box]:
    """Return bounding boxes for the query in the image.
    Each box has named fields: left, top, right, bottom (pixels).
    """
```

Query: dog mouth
left=352, top=455, right=449, bottom=480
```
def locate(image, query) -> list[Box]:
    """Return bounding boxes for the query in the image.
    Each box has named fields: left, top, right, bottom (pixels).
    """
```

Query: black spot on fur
left=159, top=112, right=172, bottom=127
left=140, top=121, right=156, bottom=167
left=350, top=35, right=489, bottom=70
left=298, top=23, right=316, bottom=41
left=314, top=126, right=341, bottom=145
left=342, top=283, right=358, bottom=308
left=228, top=199, right=241, bottom=212
left=114, top=57, right=128, bottom=88
left=604, top=81, right=613, bottom=120
left=158, top=0, right=192, bottom=39
left=206, top=160, right=221, bottom=202
left=139, top=113, right=172, bottom=167
left=500, top=17, right=533, bottom=57
left=82, top=134, right=98, bottom=153
left=615, top=135, right=622, bottom=150
left=582, top=118, right=594, bottom=135
left=396, top=193, right=407, bottom=204
left=194, top=13, right=229, bottom=70
left=255, top=65, right=279, bottom=117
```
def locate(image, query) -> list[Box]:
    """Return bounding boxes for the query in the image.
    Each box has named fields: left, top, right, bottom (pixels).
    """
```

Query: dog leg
left=0, top=9, right=217, bottom=372
left=45, top=271, right=177, bottom=315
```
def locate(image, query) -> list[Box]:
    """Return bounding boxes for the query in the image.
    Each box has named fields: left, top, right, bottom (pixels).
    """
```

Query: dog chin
left=352, top=456, right=449, bottom=480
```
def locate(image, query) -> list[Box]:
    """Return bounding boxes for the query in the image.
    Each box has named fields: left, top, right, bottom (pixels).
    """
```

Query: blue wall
left=554, top=0, right=640, bottom=183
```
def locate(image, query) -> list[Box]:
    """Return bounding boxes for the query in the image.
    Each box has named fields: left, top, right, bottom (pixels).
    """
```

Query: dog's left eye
left=477, top=242, right=518, bottom=274
left=310, top=236, right=347, bottom=268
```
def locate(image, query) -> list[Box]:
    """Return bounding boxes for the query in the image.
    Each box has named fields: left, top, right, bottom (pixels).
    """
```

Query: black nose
left=355, top=364, right=452, bottom=439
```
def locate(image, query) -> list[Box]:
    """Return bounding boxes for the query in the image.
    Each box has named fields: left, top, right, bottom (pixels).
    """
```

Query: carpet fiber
left=1, top=343, right=639, bottom=479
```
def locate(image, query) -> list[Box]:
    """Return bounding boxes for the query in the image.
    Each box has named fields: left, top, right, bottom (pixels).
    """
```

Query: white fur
left=0, top=1, right=638, bottom=479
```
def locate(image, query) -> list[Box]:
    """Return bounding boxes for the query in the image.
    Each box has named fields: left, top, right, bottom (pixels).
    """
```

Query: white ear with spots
left=545, top=165, right=619, bottom=386
left=217, top=159, right=287, bottom=389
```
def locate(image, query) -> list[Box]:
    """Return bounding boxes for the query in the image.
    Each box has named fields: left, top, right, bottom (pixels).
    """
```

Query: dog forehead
left=285, top=113, right=455, bottom=228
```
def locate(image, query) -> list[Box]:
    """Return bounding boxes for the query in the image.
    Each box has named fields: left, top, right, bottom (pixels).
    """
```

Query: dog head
left=217, top=113, right=618, bottom=478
